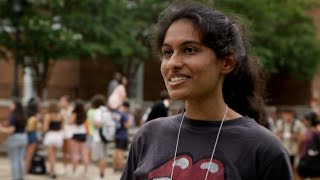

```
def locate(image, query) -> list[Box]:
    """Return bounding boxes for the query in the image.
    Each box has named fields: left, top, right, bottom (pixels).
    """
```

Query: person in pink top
left=108, top=76, right=128, bottom=110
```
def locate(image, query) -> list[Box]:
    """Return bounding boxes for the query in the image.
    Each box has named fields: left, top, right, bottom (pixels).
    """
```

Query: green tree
left=212, top=0, right=320, bottom=79
left=0, top=0, right=170, bottom=97
left=0, top=0, right=319, bottom=98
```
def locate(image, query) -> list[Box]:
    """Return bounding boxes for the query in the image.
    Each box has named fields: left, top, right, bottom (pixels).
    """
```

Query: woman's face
left=160, top=20, right=224, bottom=100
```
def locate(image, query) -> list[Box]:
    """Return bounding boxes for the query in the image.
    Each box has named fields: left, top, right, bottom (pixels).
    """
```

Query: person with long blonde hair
left=43, top=101, right=64, bottom=179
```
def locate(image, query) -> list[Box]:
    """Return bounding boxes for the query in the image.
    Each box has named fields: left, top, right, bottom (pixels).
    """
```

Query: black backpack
left=297, top=132, right=320, bottom=177
left=29, top=153, right=47, bottom=175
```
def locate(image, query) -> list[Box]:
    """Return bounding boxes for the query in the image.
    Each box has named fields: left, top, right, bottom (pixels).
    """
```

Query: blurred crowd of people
left=3, top=71, right=320, bottom=180
left=0, top=72, right=135, bottom=180
left=267, top=98, right=320, bottom=180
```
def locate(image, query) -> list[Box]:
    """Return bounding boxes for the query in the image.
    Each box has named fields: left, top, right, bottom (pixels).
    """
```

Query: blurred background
left=0, top=0, right=320, bottom=179
left=1, top=0, right=320, bottom=109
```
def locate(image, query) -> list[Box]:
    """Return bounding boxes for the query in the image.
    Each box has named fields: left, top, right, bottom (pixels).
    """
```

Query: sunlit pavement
left=0, top=156, right=121, bottom=180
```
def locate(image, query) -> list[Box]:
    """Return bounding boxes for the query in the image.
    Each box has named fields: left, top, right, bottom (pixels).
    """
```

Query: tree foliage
left=0, top=0, right=170, bottom=95
left=0, top=0, right=319, bottom=97
left=212, top=0, right=320, bottom=79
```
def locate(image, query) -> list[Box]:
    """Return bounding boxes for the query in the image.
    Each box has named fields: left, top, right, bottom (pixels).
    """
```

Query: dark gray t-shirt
left=121, top=114, right=293, bottom=180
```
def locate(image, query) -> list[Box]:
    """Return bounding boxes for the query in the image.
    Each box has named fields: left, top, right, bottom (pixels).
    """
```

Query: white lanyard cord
left=171, top=105, right=229, bottom=180
left=170, top=112, right=185, bottom=179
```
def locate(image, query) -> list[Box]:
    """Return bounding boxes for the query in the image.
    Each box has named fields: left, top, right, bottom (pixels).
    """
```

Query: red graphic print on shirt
left=148, top=154, right=224, bottom=180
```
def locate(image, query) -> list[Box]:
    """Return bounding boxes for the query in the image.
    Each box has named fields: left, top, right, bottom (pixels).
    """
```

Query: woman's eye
left=184, top=47, right=197, bottom=54
left=162, top=50, right=173, bottom=57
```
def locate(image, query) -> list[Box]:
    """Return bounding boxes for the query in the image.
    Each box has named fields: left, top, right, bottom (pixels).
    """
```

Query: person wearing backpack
left=91, top=94, right=114, bottom=180
left=298, top=112, right=320, bottom=179
left=275, top=107, right=305, bottom=178
left=113, top=101, right=132, bottom=173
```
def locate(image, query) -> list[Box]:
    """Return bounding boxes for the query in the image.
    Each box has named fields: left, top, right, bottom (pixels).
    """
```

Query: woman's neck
left=185, top=94, right=227, bottom=121
left=184, top=94, right=242, bottom=121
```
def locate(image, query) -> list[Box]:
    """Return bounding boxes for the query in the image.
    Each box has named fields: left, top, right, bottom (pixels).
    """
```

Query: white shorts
left=63, top=124, right=75, bottom=139
left=43, top=131, right=63, bottom=148
left=91, top=142, right=108, bottom=162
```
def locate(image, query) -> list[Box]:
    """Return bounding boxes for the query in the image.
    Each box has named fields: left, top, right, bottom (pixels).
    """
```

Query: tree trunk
left=32, top=59, right=55, bottom=100
left=122, top=59, right=143, bottom=99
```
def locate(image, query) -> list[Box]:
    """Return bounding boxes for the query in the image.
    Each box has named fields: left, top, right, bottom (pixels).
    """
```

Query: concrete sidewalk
left=0, top=156, right=121, bottom=180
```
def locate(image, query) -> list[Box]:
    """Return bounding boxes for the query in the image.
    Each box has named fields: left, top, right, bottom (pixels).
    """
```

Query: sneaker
left=95, top=176, right=107, bottom=180
left=50, top=174, right=57, bottom=179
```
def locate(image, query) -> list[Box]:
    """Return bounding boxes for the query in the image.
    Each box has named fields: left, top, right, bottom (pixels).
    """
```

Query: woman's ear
left=220, top=55, right=236, bottom=74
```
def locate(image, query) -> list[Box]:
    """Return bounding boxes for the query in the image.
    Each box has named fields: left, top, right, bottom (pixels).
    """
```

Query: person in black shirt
left=121, top=1, right=293, bottom=180
left=145, top=90, right=171, bottom=123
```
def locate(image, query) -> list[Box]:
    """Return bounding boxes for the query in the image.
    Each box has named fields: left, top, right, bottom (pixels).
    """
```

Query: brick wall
left=0, top=60, right=23, bottom=99
left=46, top=60, right=80, bottom=99
left=144, top=60, right=166, bottom=101
left=0, top=105, right=10, bottom=144
left=79, top=59, right=116, bottom=99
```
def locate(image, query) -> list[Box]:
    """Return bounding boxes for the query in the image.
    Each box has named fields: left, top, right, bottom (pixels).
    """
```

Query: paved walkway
left=0, top=156, right=121, bottom=180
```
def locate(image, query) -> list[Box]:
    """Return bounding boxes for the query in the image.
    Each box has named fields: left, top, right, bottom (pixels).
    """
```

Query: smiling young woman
left=121, top=1, right=293, bottom=180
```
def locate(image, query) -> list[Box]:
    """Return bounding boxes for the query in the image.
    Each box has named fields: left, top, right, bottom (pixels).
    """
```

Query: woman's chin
left=168, top=92, right=188, bottom=100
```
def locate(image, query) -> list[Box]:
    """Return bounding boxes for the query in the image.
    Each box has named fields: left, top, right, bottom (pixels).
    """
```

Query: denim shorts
left=28, top=132, right=38, bottom=144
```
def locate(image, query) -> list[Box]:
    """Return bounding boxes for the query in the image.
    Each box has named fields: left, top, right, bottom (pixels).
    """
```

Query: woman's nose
left=166, top=52, right=184, bottom=70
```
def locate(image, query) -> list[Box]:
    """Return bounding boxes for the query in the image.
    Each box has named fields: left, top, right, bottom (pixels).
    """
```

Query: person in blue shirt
left=113, top=101, right=132, bottom=173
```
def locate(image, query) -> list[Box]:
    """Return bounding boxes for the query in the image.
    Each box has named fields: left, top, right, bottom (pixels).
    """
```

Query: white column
left=22, top=57, right=34, bottom=105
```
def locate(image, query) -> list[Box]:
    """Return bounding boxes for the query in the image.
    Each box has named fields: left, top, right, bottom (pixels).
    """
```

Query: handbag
left=297, top=132, right=320, bottom=177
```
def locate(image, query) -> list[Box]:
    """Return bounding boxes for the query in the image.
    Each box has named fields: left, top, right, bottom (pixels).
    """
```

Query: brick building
left=0, top=57, right=164, bottom=101
left=1, top=8, right=320, bottom=105
left=309, top=9, right=320, bottom=99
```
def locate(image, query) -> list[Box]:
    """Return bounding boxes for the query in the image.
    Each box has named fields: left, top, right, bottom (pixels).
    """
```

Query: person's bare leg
left=112, top=149, right=117, bottom=170
left=62, top=139, right=68, bottom=167
left=99, top=159, right=106, bottom=178
left=80, top=142, right=89, bottom=175
left=116, top=149, right=122, bottom=170
left=118, top=149, right=124, bottom=170
left=52, top=147, right=57, bottom=176
left=48, top=146, right=57, bottom=176
left=70, top=140, right=78, bottom=175
left=25, top=143, right=37, bottom=174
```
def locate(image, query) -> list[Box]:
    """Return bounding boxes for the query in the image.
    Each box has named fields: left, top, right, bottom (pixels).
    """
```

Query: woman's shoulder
left=236, top=116, right=287, bottom=155
left=142, top=114, right=179, bottom=131
left=234, top=116, right=276, bottom=136
left=132, top=114, right=181, bottom=141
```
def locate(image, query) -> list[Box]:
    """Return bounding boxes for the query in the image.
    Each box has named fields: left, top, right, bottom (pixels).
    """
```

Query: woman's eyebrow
left=162, top=40, right=203, bottom=48
left=181, top=41, right=203, bottom=46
